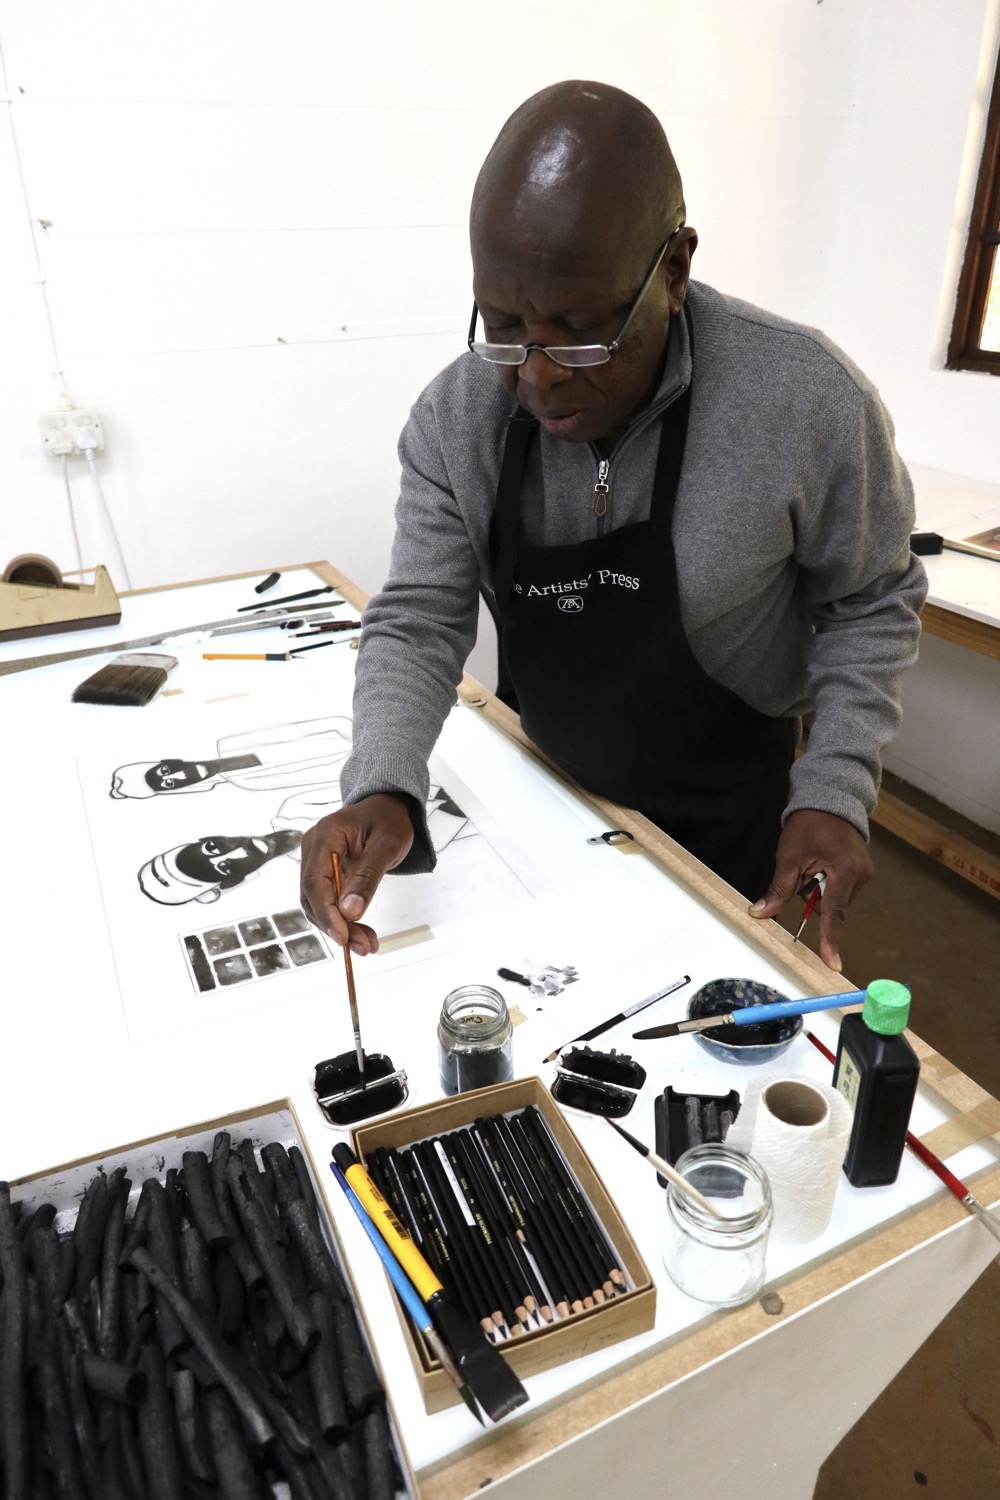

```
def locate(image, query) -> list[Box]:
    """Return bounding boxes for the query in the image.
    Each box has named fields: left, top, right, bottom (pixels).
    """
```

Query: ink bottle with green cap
left=834, top=979, right=919, bottom=1187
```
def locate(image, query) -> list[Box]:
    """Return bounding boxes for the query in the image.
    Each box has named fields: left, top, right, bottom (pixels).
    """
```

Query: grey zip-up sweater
left=341, top=280, right=927, bottom=871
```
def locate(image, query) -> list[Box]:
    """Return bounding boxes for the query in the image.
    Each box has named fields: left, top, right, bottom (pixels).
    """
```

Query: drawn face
left=174, top=830, right=301, bottom=888
left=145, top=759, right=212, bottom=792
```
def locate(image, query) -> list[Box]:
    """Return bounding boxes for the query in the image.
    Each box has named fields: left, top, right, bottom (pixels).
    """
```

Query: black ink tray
left=313, top=1050, right=408, bottom=1129
left=654, top=1085, right=742, bottom=1191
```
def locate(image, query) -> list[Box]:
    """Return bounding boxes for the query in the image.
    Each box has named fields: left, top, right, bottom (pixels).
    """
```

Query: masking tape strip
left=920, top=1097, right=1000, bottom=1159
left=377, top=924, right=434, bottom=955
left=915, top=1050, right=963, bottom=1082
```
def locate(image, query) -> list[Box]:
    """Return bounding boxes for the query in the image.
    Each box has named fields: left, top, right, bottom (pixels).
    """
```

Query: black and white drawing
left=110, top=717, right=354, bottom=799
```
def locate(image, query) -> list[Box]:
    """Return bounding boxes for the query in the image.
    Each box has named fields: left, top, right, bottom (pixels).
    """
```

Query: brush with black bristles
left=331, top=1144, right=529, bottom=1423
left=71, top=651, right=178, bottom=705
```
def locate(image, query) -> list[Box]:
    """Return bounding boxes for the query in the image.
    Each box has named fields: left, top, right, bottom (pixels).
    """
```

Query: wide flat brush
left=329, top=1161, right=485, bottom=1423
left=633, top=986, right=863, bottom=1040
left=71, top=651, right=177, bottom=705
left=332, top=1145, right=529, bottom=1422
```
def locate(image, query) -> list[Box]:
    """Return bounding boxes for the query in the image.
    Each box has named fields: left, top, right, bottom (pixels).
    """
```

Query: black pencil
left=428, top=1136, right=522, bottom=1339
left=522, top=1107, right=627, bottom=1294
left=445, top=1133, right=534, bottom=1334
left=488, top=1116, right=588, bottom=1314
left=459, top=1129, right=549, bottom=1324
left=475, top=1117, right=568, bottom=1319
left=390, top=1149, right=481, bottom=1333
left=410, top=1144, right=502, bottom=1337
left=506, top=1114, right=601, bottom=1307
left=517, top=1111, right=613, bottom=1302
left=470, top=1123, right=554, bottom=1323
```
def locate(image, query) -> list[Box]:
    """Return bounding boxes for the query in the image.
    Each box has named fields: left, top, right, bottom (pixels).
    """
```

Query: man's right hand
left=299, top=792, right=415, bottom=955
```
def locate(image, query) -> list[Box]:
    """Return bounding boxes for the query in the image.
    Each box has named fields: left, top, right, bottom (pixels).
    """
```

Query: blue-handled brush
left=329, top=1161, right=485, bottom=1424
left=632, top=987, right=864, bottom=1040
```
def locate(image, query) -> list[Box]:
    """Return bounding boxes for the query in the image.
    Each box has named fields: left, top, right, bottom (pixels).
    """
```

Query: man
left=299, top=80, right=927, bottom=972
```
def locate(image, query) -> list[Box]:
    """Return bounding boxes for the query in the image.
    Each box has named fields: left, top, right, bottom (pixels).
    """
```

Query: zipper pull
left=594, top=460, right=609, bottom=519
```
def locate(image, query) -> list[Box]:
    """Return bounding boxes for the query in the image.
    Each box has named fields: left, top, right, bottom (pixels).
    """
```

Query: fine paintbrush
left=331, top=1145, right=529, bottom=1422
left=604, top=1119, right=725, bottom=1217
left=805, top=1030, right=1000, bottom=1248
left=329, top=1161, right=485, bottom=1423
left=543, top=973, right=691, bottom=1062
left=793, top=871, right=827, bottom=943
left=332, top=852, right=365, bottom=1079
left=633, top=986, right=865, bottom=1040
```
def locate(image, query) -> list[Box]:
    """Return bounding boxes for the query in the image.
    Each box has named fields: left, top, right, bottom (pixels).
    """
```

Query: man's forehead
left=472, top=219, right=648, bottom=297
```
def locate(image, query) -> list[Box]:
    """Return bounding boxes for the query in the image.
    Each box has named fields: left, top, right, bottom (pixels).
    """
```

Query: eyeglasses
left=467, top=228, right=682, bottom=368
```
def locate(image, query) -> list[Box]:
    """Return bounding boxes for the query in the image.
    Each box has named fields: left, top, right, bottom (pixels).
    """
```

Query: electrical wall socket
left=39, top=409, right=105, bottom=457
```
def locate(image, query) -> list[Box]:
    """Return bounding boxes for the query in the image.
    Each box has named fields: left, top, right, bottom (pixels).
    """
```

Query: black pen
left=237, top=585, right=340, bottom=612
left=542, top=974, right=691, bottom=1063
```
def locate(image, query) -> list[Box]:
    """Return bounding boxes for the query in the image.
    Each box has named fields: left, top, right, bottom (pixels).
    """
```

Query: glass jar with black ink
left=662, top=1144, right=772, bottom=1306
left=438, top=985, right=514, bottom=1095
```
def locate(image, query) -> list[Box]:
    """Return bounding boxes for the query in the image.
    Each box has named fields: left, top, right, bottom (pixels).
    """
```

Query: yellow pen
left=330, top=1144, right=528, bottom=1421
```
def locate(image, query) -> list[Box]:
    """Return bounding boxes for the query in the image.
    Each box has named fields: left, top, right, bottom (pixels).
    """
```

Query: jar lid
left=862, top=979, right=911, bottom=1035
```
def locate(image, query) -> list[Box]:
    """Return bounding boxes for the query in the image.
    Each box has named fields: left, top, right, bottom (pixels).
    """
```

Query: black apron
left=489, top=384, right=796, bottom=899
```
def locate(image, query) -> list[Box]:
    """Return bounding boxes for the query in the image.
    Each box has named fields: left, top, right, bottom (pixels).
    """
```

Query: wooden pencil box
left=351, top=1075, right=656, bottom=1413
left=9, top=1098, right=419, bottom=1498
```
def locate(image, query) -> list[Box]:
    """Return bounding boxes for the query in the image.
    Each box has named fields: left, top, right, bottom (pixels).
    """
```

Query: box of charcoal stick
left=352, top=1075, right=656, bottom=1413
left=5, top=1100, right=418, bottom=1498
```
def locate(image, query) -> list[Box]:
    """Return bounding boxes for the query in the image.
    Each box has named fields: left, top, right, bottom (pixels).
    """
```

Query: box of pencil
left=6, top=1100, right=418, bottom=1498
left=351, top=1075, right=656, bottom=1412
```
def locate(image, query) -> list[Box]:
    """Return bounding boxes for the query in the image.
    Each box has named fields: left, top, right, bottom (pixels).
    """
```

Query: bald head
left=471, top=81, right=684, bottom=265
left=468, top=82, right=695, bottom=452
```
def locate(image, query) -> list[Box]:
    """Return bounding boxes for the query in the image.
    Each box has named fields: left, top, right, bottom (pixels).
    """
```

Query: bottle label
left=835, top=1042, right=862, bottom=1112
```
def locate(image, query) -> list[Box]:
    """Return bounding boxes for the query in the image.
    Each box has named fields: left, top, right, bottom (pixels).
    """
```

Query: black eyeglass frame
left=467, top=226, right=684, bottom=368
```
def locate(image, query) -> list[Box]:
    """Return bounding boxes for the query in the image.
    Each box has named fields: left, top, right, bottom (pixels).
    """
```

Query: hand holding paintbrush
left=331, top=853, right=365, bottom=1079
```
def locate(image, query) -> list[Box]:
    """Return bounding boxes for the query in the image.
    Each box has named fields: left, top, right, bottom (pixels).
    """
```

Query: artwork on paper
left=182, top=906, right=334, bottom=993
left=78, top=705, right=536, bottom=1033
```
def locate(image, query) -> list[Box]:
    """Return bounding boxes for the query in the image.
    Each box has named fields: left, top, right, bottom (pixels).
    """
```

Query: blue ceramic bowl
left=687, top=977, right=800, bottom=1066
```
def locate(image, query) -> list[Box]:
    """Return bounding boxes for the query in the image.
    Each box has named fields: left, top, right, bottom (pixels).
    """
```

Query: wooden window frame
left=948, top=44, right=1000, bottom=373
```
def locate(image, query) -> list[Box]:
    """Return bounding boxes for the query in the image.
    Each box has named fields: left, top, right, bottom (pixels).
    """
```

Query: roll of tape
left=3, top=553, right=64, bottom=587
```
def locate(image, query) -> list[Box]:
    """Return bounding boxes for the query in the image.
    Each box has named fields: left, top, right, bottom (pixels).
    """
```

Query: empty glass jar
left=662, top=1144, right=772, bottom=1306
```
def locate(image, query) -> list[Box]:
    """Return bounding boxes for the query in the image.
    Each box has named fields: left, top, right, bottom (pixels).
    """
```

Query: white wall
left=2, top=0, right=998, bottom=820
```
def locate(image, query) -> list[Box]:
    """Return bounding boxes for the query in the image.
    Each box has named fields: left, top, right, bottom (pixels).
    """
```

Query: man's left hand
left=748, top=809, right=874, bottom=972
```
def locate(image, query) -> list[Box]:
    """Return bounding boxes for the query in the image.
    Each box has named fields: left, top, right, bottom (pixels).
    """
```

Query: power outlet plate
left=39, top=409, right=105, bottom=457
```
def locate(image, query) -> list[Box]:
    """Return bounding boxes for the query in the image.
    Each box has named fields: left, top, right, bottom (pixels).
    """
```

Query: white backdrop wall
left=1, top=0, right=998, bottom=822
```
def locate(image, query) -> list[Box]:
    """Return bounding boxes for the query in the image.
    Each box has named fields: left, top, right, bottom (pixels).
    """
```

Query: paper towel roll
left=726, top=1073, right=853, bottom=1244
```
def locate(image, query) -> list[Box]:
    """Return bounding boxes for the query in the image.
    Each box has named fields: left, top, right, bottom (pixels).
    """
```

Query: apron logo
left=558, top=595, right=585, bottom=613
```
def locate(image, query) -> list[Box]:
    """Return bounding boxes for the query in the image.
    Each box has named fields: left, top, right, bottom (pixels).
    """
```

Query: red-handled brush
left=805, top=1029, right=1000, bottom=1246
